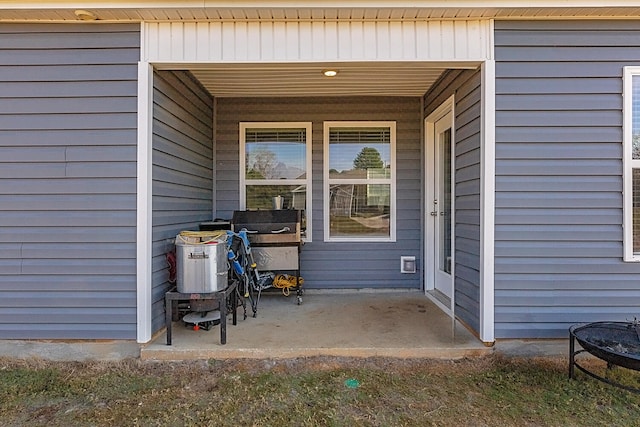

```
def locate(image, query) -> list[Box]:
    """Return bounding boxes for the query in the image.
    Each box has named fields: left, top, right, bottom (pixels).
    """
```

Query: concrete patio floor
left=141, top=290, right=493, bottom=361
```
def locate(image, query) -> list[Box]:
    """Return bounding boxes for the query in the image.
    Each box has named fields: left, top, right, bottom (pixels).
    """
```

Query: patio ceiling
left=170, top=62, right=461, bottom=97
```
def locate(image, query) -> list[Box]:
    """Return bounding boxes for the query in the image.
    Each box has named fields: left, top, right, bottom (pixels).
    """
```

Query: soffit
left=3, top=5, right=640, bottom=21
left=178, top=62, right=461, bottom=97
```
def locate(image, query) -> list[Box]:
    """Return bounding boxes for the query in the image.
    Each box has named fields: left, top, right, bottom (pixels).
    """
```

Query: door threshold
left=425, top=289, right=452, bottom=316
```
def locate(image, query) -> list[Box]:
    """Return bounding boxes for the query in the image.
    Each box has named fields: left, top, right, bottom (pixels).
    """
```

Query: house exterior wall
left=216, top=96, right=422, bottom=289
left=151, top=70, right=214, bottom=333
left=0, top=23, right=140, bottom=339
left=424, top=69, right=483, bottom=332
left=494, top=20, right=640, bottom=338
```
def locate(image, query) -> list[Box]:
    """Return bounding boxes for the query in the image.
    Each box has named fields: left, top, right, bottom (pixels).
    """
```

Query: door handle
left=430, top=211, right=438, bottom=216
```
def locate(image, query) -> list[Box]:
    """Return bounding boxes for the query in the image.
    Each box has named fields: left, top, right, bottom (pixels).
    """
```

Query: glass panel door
left=434, top=113, right=453, bottom=300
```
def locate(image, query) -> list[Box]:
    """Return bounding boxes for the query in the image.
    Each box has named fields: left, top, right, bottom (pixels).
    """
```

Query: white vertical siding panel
left=234, top=22, right=248, bottom=61
left=453, top=21, right=468, bottom=59
left=142, top=20, right=491, bottom=63
left=170, top=22, right=183, bottom=61
left=349, top=21, right=365, bottom=59
left=221, top=22, right=236, bottom=61
left=183, top=23, right=197, bottom=61
left=337, top=21, right=352, bottom=60
left=286, top=22, right=299, bottom=60
left=402, top=21, right=417, bottom=60
left=273, top=21, right=287, bottom=60
left=415, top=21, right=430, bottom=59
left=145, top=23, right=159, bottom=61
left=324, top=21, right=338, bottom=60
left=299, top=22, right=313, bottom=61
left=311, top=21, right=325, bottom=60
left=156, top=23, right=173, bottom=61
left=363, top=21, right=378, bottom=59
left=428, top=21, right=443, bottom=59
left=208, top=22, right=223, bottom=61
left=247, top=22, right=261, bottom=60
left=441, top=21, right=456, bottom=59
left=389, top=21, right=403, bottom=60
left=260, top=21, right=274, bottom=60
left=377, top=21, right=391, bottom=59
left=466, top=20, right=481, bottom=60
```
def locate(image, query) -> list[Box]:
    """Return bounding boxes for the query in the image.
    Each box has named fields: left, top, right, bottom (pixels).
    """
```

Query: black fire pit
left=569, top=321, right=640, bottom=393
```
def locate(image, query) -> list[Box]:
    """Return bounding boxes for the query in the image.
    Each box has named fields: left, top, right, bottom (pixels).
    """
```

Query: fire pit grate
left=569, top=321, right=640, bottom=393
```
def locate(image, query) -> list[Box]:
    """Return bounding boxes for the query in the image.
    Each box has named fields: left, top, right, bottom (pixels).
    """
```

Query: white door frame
left=424, top=95, right=455, bottom=317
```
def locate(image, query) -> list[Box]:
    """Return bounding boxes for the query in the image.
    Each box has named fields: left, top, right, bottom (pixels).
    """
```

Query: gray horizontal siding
left=0, top=23, right=140, bottom=340
left=424, top=69, right=482, bottom=334
left=494, top=20, right=640, bottom=338
left=151, top=70, right=214, bottom=333
left=216, top=96, right=421, bottom=289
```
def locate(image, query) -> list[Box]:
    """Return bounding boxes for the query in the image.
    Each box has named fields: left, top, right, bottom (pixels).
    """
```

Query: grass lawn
left=1, top=354, right=639, bottom=426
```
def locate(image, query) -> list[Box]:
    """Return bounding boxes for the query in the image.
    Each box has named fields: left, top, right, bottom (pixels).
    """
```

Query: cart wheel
left=297, top=296, right=303, bottom=305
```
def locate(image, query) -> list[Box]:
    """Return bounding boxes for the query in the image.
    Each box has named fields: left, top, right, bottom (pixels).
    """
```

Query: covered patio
left=141, top=291, right=490, bottom=361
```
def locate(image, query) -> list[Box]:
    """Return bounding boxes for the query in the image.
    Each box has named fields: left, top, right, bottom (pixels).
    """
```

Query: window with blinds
left=240, top=122, right=312, bottom=240
left=323, top=122, right=396, bottom=242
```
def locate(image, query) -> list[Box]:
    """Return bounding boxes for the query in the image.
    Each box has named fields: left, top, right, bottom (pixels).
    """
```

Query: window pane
left=245, top=128, right=306, bottom=179
left=439, top=128, right=452, bottom=274
left=246, top=184, right=306, bottom=211
left=329, top=127, right=391, bottom=179
left=633, top=76, right=640, bottom=159
left=329, top=184, right=390, bottom=237
left=246, top=184, right=307, bottom=235
left=633, top=169, right=640, bottom=253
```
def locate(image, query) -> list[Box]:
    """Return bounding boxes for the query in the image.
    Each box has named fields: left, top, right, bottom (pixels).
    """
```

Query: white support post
left=480, top=58, right=496, bottom=344
left=136, top=61, right=154, bottom=343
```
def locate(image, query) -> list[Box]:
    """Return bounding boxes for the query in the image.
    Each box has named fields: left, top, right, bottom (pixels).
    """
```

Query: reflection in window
left=329, top=184, right=390, bottom=237
left=245, top=128, right=307, bottom=179
left=240, top=123, right=312, bottom=240
left=324, top=123, right=395, bottom=241
left=621, top=67, right=640, bottom=260
left=632, top=75, right=640, bottom=254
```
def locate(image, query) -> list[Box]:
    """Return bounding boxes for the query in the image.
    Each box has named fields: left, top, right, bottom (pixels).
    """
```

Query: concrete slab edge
left=0, top=340, right=140, bottom=361
left=140, top=346, right=493, bottom=361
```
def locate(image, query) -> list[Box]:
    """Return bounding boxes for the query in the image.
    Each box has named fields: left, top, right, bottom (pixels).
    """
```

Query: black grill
left=231, top=210, right=301, bottom=245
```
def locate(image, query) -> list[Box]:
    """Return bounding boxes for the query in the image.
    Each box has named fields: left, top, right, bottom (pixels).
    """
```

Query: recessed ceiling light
left=322, top=69, right=338, bottom=77
left=74, top=9, right=98, bottom=21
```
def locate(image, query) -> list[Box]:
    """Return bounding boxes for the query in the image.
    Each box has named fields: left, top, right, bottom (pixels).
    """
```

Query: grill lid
left=231, top=210, right=301, bottom=244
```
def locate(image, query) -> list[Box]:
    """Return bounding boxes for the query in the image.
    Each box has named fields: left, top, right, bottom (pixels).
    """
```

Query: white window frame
left=239, top=122, right=313, bottom=241
left=623, top=67, right=640, bottom=261
left=323, top=121, right=396, bottom=242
